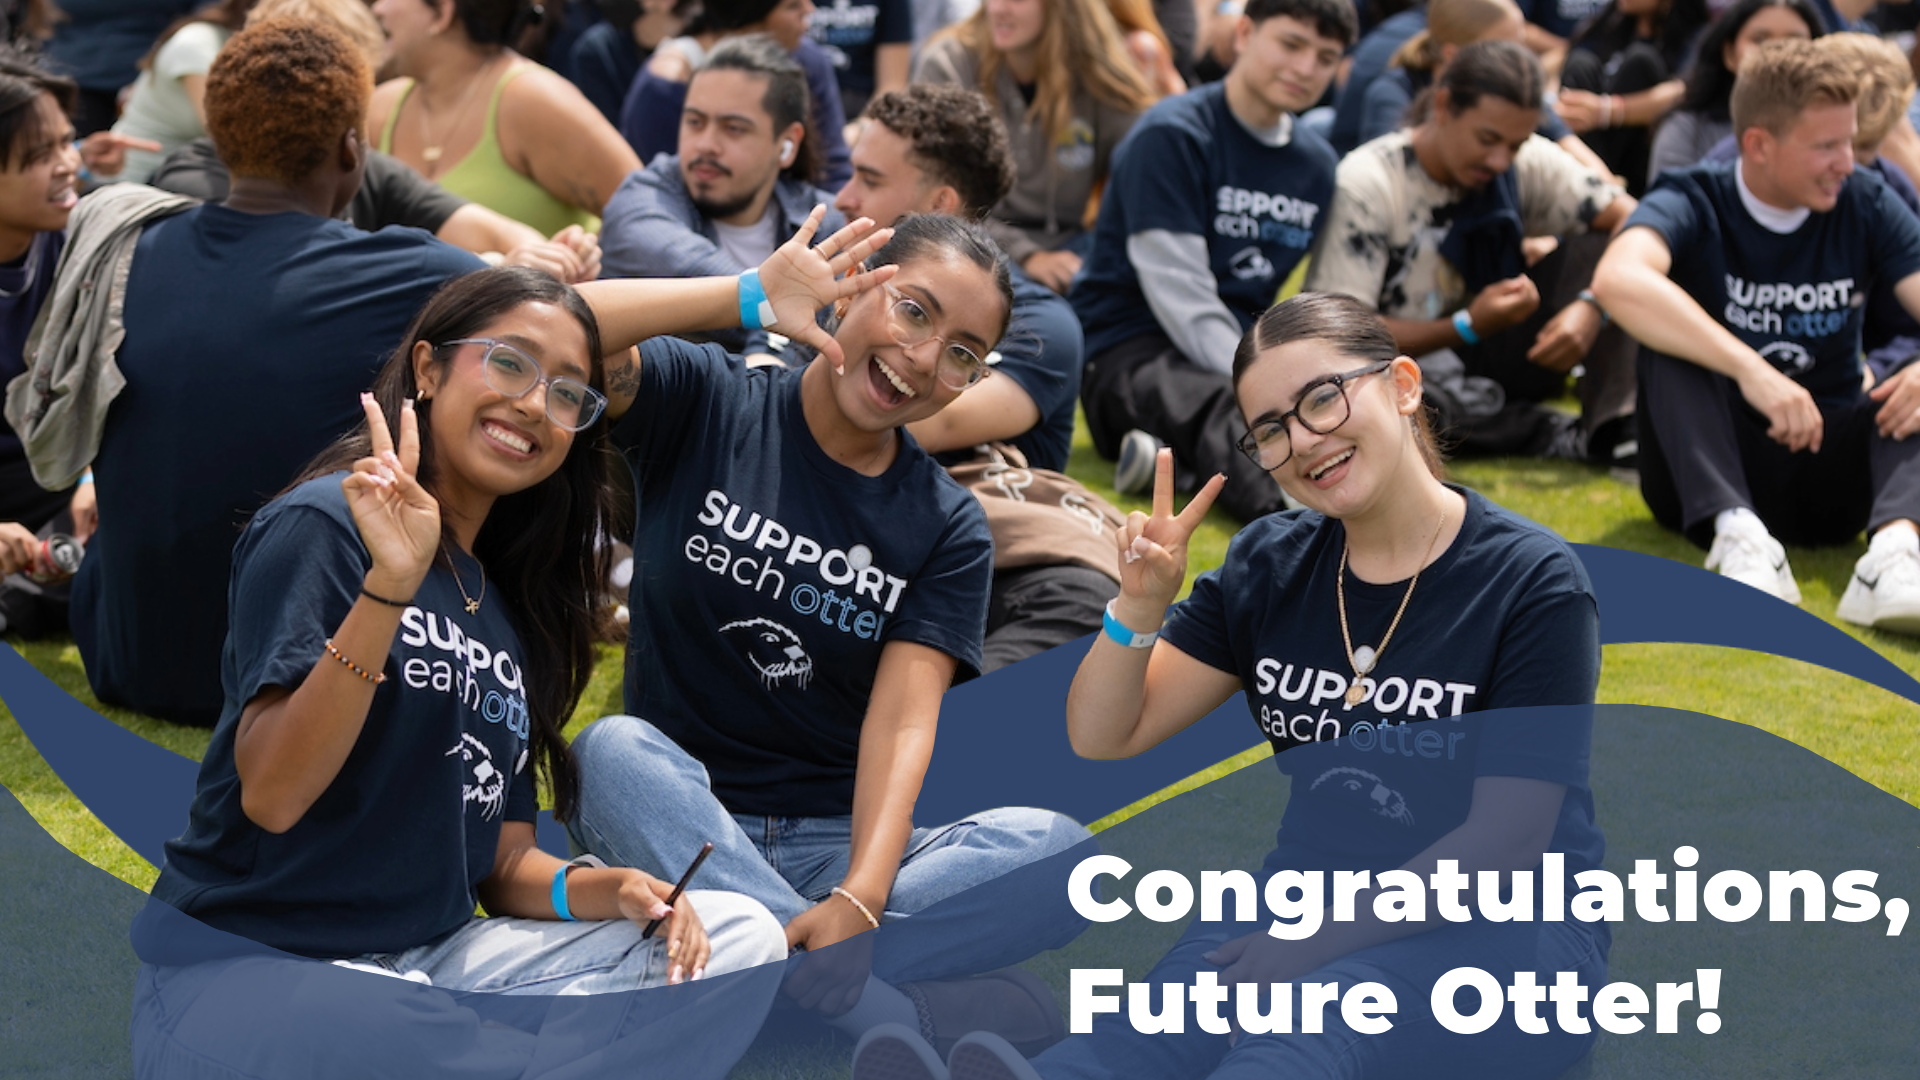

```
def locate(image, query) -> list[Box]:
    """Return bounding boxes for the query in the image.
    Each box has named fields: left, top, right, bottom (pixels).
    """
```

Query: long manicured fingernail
left=669, top=965, right=682, bottom=985
left=403, top=397, right=415, bottom=412
left=651, top=902, right=670, bottom=918
left=693, top=967, right=706, bottom=981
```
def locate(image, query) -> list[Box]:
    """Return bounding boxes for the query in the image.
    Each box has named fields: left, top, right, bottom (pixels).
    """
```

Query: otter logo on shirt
left=448, top=731, right=507, bottom=820
left=1213, top=186, right=1319, bottom=249
left=1309, top=766, right=1415, bottom=826
left=1758, top=340, right=1815, bottom=376
left=1251, top=658, right=1478, bottom=747
left=720, top=617, right=815, bottom=689
left=398, top=607, right=531, bottom=740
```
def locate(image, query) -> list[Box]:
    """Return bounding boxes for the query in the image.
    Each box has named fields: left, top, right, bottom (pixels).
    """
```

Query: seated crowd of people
left=4, top=0, right=1920, bottom=1072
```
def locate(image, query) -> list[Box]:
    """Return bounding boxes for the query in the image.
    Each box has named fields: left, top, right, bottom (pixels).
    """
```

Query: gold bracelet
left=831, top=885, right=880, bottom=929
left=324, top=638, right=387, bottom=684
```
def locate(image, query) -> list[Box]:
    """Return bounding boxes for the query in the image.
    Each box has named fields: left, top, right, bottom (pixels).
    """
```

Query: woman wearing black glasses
left=565, top=212, right=1093, bottom=1053
left=860, top=291, right=1607, bottom=1078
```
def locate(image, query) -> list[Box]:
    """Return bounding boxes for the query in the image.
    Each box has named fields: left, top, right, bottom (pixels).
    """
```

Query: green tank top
left=380, top=65, right=599, bottom=237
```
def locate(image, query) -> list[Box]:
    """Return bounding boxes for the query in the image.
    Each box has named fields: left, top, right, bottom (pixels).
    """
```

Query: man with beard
left=599, top=33, right=843, bottom=356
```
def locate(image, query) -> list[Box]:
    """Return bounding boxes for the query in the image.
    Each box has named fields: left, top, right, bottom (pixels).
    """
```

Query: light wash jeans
left=132, top=892, right=789, bottom=1079
left=566, top=715, right=1096, bottom=982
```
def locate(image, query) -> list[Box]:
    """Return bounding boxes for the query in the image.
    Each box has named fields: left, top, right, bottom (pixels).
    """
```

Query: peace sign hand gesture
left=341, top=394, right=440, bottom=602
left=756, top=206, right=897, bottom=371
left=1115, top=448, right=1225, bottom=618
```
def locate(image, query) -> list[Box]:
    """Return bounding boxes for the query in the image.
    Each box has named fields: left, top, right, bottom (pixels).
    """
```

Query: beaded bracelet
left=324, top=639, right=387, bottom=684
left=832, top=885, right=880, bottom=929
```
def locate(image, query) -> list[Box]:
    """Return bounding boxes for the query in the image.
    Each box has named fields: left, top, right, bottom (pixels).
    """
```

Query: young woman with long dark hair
left=134, top=216, right=901, bottom=1077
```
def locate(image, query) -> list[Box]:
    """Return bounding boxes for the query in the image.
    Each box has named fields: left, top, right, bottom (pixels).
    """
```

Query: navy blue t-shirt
left=70, top=207, right=483, bottom=725
left=150, top=477, right=536, bottom=959
left=808, top=0, right=912, bottom=108
left=988, top=265, right=1082, bottom=472
left=1625, top=162, right=1920, bottom=401
left=614, top=338, right=992, bottom=817
left=1160, top=487, right=1604, bottom=879
left=570, top=20, right=647, bottom=125
left=1072, top=83, right=1338, bottom=360
left=0, top=230, right=61, bottom=461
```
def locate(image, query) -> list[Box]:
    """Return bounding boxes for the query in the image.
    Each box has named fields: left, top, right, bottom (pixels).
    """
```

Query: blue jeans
left=1031, top=914, right=1607, bottom=1080
left=566, top=715, right=1095, bottom=982
left=132, top=893, right=790, bottom=1079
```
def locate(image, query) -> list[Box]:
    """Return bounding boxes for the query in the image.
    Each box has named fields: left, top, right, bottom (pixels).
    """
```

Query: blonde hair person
left=1389, top=0, right=1522, bottom=75
left=915, top=0, right=1158, bottom=293
left=1817, top=33, right=1915, bottom=156
left=247, top=0, right=388, bottom=64
left=366, top=0, right=641, bottom=234
left=1105, top=0, right=1186, bottom=97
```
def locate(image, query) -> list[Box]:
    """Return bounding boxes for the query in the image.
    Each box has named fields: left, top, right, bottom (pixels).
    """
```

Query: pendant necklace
left=445, top=545, right=486, bottom=615
left=417, top=56, right=495, bottom=174
left=1338, top=508, right=1446, bottom=708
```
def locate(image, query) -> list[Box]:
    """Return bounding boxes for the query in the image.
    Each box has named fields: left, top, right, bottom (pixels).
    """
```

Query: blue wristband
left=1452, top=308, right=1480, bottom=346
left=737, top=269, right=776, bottom=331
left=1102, top=601, right=1160, bottom=649
left=552, top=864, right=576, bottom=921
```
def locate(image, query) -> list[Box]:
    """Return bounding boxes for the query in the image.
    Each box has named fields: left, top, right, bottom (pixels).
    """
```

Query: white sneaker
left=1113, top=429, right=1163, bottom=495
left=1705, top=526, right=1801, bottom=604
left=1838, top=543, right=1920, bottom=634
left=947, top=1032, right=1045, bottom=1080
left=853, top=1023, right=948, bottom=1080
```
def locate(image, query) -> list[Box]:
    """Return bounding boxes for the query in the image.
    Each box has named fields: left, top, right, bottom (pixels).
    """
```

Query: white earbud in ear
left=780, top=138, right=795, bottom=161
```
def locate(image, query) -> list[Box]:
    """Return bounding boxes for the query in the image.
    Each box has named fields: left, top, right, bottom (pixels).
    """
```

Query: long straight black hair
left=294, top=267, right=611, bottom=822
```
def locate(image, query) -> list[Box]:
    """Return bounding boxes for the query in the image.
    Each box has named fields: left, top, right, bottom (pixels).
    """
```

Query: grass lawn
left=1, top=411, right=1916, bottom=1078
left=3, top=412, right=1915, bottom=887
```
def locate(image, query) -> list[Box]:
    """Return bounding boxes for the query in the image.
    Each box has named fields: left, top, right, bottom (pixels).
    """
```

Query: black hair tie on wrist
left=361, top=586, right=414, bottom=608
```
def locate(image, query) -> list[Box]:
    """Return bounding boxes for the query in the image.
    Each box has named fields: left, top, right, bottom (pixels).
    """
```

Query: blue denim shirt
left=599, top=154, right=844, bottom=354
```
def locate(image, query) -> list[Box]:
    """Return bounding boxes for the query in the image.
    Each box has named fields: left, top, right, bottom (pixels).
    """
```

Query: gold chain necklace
left=1337, top=508, right=1446, bottom=708
left=445, top=545, right=486, bottom=615
left=416, top=56, right=497, bottom=172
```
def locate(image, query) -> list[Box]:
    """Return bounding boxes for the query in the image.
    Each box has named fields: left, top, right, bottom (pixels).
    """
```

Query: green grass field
left=3, top=414, right=1915, bottom=889
left=1, top=412, right=1916, bottom=1079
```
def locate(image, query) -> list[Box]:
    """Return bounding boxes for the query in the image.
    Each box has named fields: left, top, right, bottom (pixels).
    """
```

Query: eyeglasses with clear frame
left=438, top=338, right=607, bottom=432
left=1236, top=360, right=1395, bottom=471
left=879, top=281, right=994, bottom=391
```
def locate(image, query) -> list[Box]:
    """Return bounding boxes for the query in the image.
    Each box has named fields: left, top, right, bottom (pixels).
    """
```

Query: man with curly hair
left=67, top=16, right=485, bottom=726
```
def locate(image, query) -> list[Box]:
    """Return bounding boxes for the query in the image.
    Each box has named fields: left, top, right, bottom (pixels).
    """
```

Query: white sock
left=1869, top=524, right=1920, bottom=556
left=824, top=977, right=921, bottom=1038
left=1714, top=507, right=1766, bottom=538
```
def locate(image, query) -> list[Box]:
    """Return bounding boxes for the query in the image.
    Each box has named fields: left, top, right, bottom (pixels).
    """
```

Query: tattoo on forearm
left=607, top=353, right=642, bottom=396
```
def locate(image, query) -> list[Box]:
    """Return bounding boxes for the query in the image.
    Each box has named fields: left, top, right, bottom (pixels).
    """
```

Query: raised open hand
left=1117, top=448, right=1225, bottom=613
left=341, top=394, right=439, bottom=600
left=757, top=206, right=897, bottom=370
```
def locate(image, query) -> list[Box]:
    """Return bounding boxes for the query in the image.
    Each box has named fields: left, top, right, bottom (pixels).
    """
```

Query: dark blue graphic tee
left=614, top=339, right=992, bottom=817
left=151, top=476, right=536, bottom=959
left=1073, top=83, right=1338, bottom=359
left=807, top=0, right=911, bottom=104
left=1160, top=487, right=1604, bottom=880
left=1520, top=0, right=1609, bottom=40
left=1626, top=162, right=1920, bottom=401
